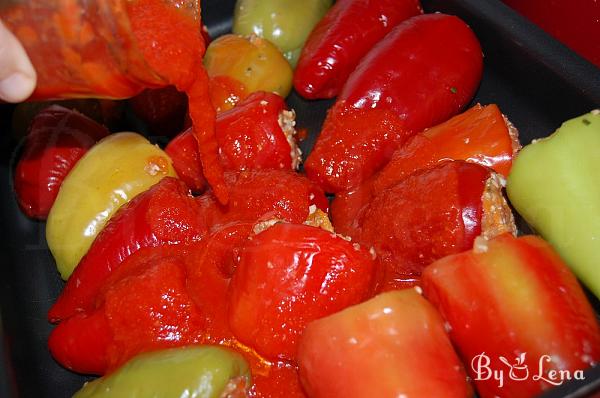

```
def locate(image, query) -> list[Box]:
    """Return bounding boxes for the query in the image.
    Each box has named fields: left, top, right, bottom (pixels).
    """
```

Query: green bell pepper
left=507, top=110, right=600, bottom=297
left=232, top=0, right=332, bottom=67
left=73, top=346, right=251, bottom=398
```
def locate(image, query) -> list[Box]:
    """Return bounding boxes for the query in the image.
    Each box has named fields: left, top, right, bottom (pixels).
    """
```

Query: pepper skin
left=167, top=91, right=300, bottom=191
left=73, top=346, right=251, bottom=398
left=298, top=290, right=472, bottom=398
left=48, top=177, right=209, bottom=323
left=422, top=234, right=600, bottom=398
left=294, top=0, right=422, bottom=99
left=332, top=104, right=519, bottom=237
left=507, top=110, right=600, bottom=299
left=357, top=161, right=514, bottom=290
left=228, top=223, right=377, bottom=361
left=14, top=105, right=109, bottom=220
left=305, top=13, right=483, bottom=193
left=48, top=310, right=113, bottom=374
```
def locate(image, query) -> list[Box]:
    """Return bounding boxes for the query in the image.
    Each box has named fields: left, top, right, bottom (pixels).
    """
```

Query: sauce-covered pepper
left=356, top=161, right=515, bottom=290
left=229, top=223, right=377, bottom=361
left=166, top=91, right=301, bottom=192
left=304, top=13, right=483, bottom=193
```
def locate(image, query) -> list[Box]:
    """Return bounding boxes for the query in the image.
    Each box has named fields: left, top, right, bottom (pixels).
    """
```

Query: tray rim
left=1, top=0, right=600, bottom=397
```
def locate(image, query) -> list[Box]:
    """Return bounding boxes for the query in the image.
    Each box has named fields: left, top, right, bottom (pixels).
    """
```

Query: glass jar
left=0, top=0, right=200, bottom=99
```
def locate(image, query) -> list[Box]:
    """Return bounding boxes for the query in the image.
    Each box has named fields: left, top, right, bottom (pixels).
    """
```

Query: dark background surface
left=1, top=0, right=600, bottom=396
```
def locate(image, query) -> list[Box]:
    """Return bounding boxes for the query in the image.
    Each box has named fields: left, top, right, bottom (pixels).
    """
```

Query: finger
left=0, top=20, right=37, bottom=102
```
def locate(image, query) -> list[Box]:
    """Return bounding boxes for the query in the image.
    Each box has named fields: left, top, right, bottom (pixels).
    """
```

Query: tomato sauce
left=126, top=0, right=228, bottom=203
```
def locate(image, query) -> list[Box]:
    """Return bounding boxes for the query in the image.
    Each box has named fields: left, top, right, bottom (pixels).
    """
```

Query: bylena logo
left=471, top=352, right=586, bottom=388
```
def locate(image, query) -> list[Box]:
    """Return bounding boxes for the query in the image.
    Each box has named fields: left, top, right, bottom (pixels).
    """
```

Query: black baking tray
left=1, top=0, right=600, bottom=397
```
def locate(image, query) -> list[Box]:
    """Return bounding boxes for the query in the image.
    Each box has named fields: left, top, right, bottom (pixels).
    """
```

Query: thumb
left=0, top=20, right=36, bottom=102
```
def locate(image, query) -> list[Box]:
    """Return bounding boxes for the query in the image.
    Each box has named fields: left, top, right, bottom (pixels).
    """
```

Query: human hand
left=0, top=20, right=36, bottom=102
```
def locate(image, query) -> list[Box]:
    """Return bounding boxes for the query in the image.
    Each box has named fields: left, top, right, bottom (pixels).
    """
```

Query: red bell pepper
left=166, top=91, right=300, bottom=192
left=48, top=310, right=113, bottom=375
left=50, top=222, right=254, bottom=374
left=184, top=222, right=255, bottom=344
left=372, top=103, right=519, bottom=188
left=216, top=91, right=301, bottom=172
left=304, top=103, right=411, bottom=194
left=228, top=223, right=377, bottom=361
left=298, top=289, right=472, bottom=398
left=294, top=0, right=422, bottom=99
left=48, top=177, right=209, bottom=323
left=356, top=161, right=515, bottom=290
left=305, top=13, right=483, bottom=193
left=331, top=103, right=519, bottom=237
left=101, top=249, right=207, bottom=371
left=422, top=234, right=600, bottom=398
left=49, top=245, right=207, bottom=374
left=14, top=105, right=109, bottom=219
left=338, top=14, right=482, bottom=127
left=129, top=86, right=188, bottom=137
